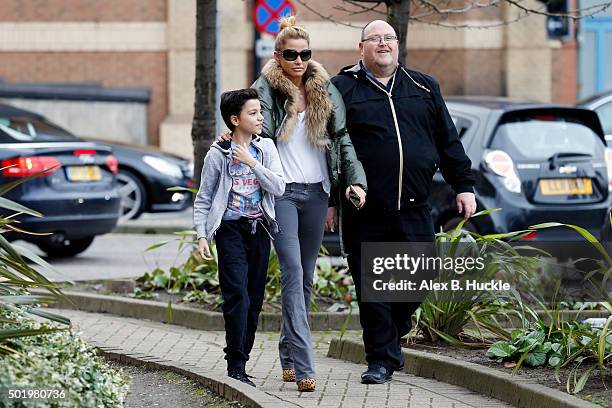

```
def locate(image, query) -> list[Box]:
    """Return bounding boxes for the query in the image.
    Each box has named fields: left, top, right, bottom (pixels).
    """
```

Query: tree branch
left=333, top=0, right=387, bottom=16
left=503, top=0, right=611, bottom=20
left=294, top=0, right=365, bottom=29
left=409, top=13, right=529, bottom=29
left=416, top=0, right=500, bottom=14
left=295, top=0, right=612, bottom=28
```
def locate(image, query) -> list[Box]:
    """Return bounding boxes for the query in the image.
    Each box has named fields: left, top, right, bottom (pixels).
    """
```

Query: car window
left=0, top=116, right=78, bottom=143
left=490, top=118, right=603, bottom=160
left=451, top=115, right=471, bottom=139
left=595, top=102, right=612, bottom=135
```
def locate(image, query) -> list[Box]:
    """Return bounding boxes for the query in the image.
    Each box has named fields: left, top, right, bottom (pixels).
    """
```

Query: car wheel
left=37, top=236, right=95, bottom=258
left=117, top=169, right=147, bottom=222
left=441, top=217, right=478, bottom=234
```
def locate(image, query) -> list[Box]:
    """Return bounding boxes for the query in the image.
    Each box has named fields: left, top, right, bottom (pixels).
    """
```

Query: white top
left=277, top=111, right=330, bottom=194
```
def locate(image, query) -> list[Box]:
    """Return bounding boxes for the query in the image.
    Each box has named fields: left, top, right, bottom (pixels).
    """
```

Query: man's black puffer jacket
left=331, top=63, right=475, bottom=212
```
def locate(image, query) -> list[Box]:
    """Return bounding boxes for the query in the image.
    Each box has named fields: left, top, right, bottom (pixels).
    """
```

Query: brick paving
left=61, top=309, right=514, bottom=408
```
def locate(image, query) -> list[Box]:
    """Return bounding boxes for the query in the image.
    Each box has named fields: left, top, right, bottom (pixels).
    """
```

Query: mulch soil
left=405, top=340, right=611, bottom=407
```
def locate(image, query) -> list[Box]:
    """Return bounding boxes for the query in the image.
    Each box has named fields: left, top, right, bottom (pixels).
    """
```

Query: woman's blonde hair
left=275, top=15, right=310, bottom=50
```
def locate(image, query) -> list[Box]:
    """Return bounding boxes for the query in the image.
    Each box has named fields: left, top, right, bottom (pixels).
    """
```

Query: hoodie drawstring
left=249, top=218, right=274, bottom=241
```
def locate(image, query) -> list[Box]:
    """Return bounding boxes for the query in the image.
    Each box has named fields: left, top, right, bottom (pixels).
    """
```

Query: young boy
left=193, top=88, right=285, bottom=387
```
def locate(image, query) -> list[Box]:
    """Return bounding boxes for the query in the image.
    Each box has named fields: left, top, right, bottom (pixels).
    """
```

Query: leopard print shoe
left=282, top=368, right=296, bottom=382
left=297, top=378, right=316, bottom=392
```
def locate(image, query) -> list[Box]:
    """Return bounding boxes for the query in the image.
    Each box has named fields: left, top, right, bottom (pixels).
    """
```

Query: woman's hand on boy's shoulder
left=217, top=131, right=232, bottom=142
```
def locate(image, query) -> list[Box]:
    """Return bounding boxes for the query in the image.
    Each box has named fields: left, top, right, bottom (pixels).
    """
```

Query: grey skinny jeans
left=273, top=182, right=328, bottom=381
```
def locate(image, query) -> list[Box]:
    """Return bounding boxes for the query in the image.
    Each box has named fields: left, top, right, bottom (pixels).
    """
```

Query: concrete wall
left=0, top=0, right=575, bottom=159
left=160, top=0, right=253, bottom=160
left=0, top=98, right=148, bottom=145
left=0, top=1, right=167, bottom=146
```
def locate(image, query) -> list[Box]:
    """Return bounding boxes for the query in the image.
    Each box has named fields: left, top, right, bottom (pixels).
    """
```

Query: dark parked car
left=323, top=97, right=611, bottom=253
left=578, top=91, right=612, bottom=145
left=435, top=97, right=610, bottom=240
left=0, top=104, right=193, bottom=223
left=100, top=142, right=193, bottom=222
left=0, top=104, right=120, bottom=257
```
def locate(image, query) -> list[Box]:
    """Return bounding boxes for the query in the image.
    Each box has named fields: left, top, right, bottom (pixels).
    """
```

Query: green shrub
left=0, top=169, right=74, bottom=351
left=481, top=218, right=612, bottom=394
left=415, top=210, right=612, bottom=349
left=0, top=308, right=128, bottom=407
left=487, top=312, right=611, bottom=394
left=0, top=172, right=128, bottom=406
left=414, top=209, right=540, bottom=346
left=138, top=233, right=354, bottom=312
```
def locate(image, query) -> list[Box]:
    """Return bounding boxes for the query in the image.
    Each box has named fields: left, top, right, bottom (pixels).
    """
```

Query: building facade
left=577, top=0, right=612, bottom=99
left=0, top=0, right=581, bottom=159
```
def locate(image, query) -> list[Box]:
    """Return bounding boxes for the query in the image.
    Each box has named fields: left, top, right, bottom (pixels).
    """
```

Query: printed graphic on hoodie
left=223, top=143, right=263, bottom=220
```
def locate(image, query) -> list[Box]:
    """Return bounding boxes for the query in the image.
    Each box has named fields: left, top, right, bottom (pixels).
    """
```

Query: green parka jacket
left=252, top=59, right=367, bottom=253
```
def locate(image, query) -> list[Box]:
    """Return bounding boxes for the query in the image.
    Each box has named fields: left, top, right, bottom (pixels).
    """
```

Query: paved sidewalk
left=62, top=309, right=513, bottom=408
left=114, top=209, right=193, bottom=233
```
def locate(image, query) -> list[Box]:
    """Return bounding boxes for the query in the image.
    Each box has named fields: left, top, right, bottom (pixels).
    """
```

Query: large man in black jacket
left=331, top=20, right=476, bottom=384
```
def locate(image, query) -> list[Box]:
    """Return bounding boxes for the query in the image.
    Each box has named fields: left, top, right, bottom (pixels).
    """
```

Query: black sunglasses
left=276, top=49, right=312, bottom=62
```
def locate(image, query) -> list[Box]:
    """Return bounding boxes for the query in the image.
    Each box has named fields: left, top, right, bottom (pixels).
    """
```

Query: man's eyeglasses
left=275, top=49, right=312, bottom=62
left=361, top=35, right=398, bottom=44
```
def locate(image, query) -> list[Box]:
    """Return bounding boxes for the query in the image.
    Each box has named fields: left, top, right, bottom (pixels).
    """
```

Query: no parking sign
left=253, top=0, right=296, bottom=36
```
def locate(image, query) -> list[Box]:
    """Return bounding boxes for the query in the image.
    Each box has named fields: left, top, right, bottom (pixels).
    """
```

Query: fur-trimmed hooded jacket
left=252, top=59, right=368, bottom=254
left=251, top=59, right=367, bottom=202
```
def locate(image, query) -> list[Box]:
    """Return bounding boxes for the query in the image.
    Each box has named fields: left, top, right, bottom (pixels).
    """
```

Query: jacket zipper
left=275, top=100, right=289, bottom=138
left=365, top=74, right=403, bottom=210
left=336, top=139, right=341, bottom=177
left=208, top=150, right=232, bottom=239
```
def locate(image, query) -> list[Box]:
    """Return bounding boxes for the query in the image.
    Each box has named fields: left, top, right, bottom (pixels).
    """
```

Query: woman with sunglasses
left=252, top=16, right=367, bottom=392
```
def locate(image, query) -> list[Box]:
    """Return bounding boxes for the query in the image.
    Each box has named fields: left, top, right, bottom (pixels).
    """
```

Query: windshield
left=595, top=102, right=612, bottom=136
left=490, top=118, right=604, bottom=160
left=0, top=116, right=79, bottom=143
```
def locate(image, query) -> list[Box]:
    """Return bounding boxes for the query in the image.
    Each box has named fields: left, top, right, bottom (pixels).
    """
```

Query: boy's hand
left=233, top=144, right=258, bottom=168
left=217, top=131, right=232, bottom=142
left=198, top=238, right=213, bottom=260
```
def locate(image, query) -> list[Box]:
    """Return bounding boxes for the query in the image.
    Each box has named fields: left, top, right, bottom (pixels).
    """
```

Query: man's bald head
left=359, top=19, right=399, bottom=77
left=361, top=20, right=396, bottom=41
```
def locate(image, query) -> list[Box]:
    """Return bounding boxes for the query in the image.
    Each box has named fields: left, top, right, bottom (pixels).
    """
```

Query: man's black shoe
left=361, top=364, right=393, bottom=384
left=228, top=370, right=256, bottom=387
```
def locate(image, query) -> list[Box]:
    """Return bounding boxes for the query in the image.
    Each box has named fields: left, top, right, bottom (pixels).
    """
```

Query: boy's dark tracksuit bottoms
left=215, top=217, right=271, bottom=372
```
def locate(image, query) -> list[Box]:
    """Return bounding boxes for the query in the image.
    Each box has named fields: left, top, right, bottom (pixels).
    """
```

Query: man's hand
left=456, top=192, right=477, bottom=220
left=198, top=238, right=213, bottom=260
left=217, top=131, right=232, bottom=142
left=325, top=207, right=338, bottom=232
left=345, top=185, right=366, bottom=209
left=233, top=144, right=258, bottom=168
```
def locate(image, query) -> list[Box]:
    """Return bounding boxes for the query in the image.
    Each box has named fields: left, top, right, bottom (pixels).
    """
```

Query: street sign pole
left=253, top=28, right=261, bottom=82
left=252, top=0, right=296, bottom=79
left=215, top=7, right=221, bottom=135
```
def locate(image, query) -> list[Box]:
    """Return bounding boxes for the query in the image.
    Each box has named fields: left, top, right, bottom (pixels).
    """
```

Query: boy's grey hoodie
left=193, top=136, right=285, bottom=241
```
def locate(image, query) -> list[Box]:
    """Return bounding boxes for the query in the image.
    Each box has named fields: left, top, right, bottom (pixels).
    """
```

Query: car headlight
left=142, top=155, right=184, bottom=179
left=185, top=161, right=194, bottom=179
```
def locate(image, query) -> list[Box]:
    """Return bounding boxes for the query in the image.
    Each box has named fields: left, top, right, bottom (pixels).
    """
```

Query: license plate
left=66, top=165, right=102, bottom=182
left=539, top=178, right=593, bottom=196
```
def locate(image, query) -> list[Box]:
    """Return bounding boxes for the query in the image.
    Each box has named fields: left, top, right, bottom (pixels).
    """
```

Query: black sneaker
left=361, top=363, right=393, bottom=384
left=228, top=370, right=256, bottom=387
